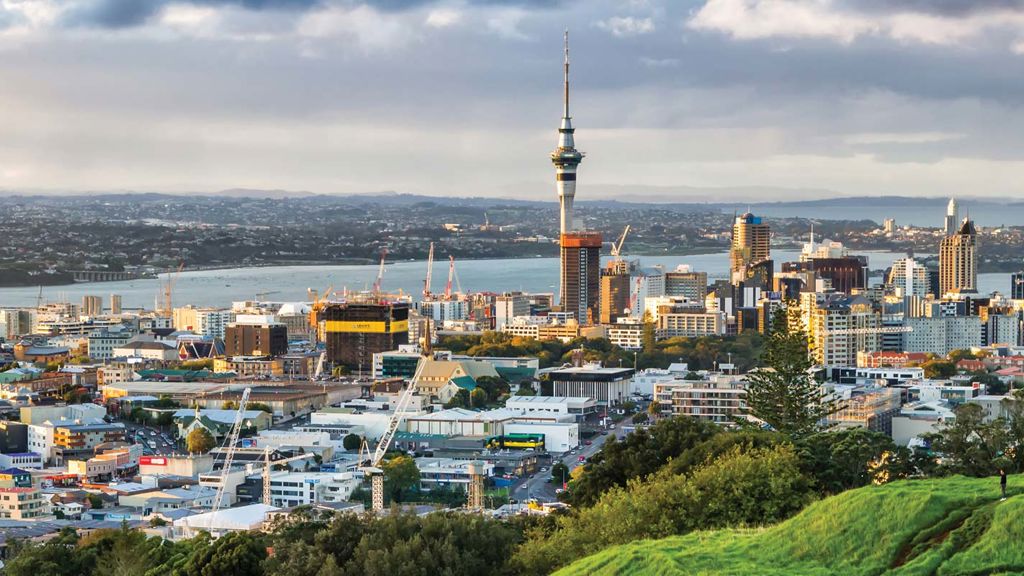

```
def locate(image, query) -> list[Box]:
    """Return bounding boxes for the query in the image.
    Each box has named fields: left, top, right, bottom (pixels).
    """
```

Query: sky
left=3, top=0, right=1024, bottom=201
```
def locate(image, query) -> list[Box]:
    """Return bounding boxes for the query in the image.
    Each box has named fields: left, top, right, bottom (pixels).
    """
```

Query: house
left=13, top=342, right=70, bottom=363
left=174, top=407, right=273, bottom=439
left=411, top=360, right=479, bottom=403
left=112, top=339, right=179, bottom=361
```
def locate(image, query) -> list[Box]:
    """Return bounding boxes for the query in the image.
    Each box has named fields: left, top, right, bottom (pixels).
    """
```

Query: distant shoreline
left=0, top=249, right=729, bottom=289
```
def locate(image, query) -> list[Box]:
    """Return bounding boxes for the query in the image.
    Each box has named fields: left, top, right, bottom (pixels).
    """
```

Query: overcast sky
left=3, top=0, right=1024, bottom=200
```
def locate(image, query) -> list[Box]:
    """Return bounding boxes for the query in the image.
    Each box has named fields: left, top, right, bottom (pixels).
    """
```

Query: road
left=511, top=426, right=627, bottom=504
left=123, top=420, right=179, bottom=456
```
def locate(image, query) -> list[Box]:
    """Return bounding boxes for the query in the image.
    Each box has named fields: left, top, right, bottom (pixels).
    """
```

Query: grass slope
left=556, top=475, right=1024, bottom=576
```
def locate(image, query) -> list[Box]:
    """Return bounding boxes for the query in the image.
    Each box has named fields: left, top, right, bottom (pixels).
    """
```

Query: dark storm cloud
left=62, top=0, right=567, bottom=28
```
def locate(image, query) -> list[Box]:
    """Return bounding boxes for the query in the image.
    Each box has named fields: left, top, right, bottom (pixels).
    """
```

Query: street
left=123, top=420, right=179, bottom=456
left=511, top=426, right=627, bottom=503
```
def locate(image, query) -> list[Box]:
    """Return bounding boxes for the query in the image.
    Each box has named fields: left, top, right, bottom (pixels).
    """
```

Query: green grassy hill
left=556, top=475, right=1024, bottom=576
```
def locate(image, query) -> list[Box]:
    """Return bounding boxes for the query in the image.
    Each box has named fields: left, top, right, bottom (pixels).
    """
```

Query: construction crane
left=312, top=350, right=328, bottom=380
left=162, top=261, right=185, bottom=317
left=361, top=325, right=431, bottom=512
left=628, top=275, right=645, bottom=316
left=209, top=387, right=251, bottom=520
left=261, top=448, right=316, bottom=506
left=308, top=285, right=333, bottom=334
left=444, top=256, right=455, bottom=300
left=423, top=242, right=435, bottom=300
left=823, top=325, right=913, bottom=336
left=372, top=249, right=388, bottom=295
left=610, top=225, right=630, bottom=261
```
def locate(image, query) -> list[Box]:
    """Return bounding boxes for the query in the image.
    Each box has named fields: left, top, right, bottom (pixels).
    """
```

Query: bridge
left=70, top=270, right=147, bottom=283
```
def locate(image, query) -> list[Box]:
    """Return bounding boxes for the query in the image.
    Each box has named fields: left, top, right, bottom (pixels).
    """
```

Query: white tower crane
left=360, top=322, right=432, bottom=512
left=209, top=387, right=251, bottom=520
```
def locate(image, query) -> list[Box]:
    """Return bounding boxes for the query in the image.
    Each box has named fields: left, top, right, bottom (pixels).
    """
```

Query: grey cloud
left=61, top=0, right=567, bottom=28
left=840, top=0, right=1024, bottom=16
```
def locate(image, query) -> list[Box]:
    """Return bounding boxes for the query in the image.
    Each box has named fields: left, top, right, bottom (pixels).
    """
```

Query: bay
left=0, top=250, right=1012, bottom=309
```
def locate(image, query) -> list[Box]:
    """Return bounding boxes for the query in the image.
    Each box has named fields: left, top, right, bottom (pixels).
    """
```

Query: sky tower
left=553, top=30, right=600, bottom=325
left=552, top=30, right=583, bottom=235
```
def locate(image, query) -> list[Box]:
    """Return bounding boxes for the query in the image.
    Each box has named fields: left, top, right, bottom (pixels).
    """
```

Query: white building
left=504, top=396, right=595, bottom=418
left=607, top=319, right=643, bottom=351
left=264, top=471, right=361, bottom=508
left=905, top=316, right=983, bottom=355
left=120, top=486, right=218, bottom=516
left=658, top=311, right=727, bottom=339
left=174, top=503, right=280, bottom=540
left=417, top=458, right=494, bottom=490
left=494, top=293, right=531, bottom=331
left=309, top=409, right=395, bottom=441
left=891, top=400, right=956, bottom=446
left=113, top=339, right=179, bottom=361
left=654, top=374, right=747, bottom=425
left=631, top=363, right=690, bottom=396
left=504, top=422, right=579, bottom=452
left=87, top=327, right=136, bottom=360
left=405, top=407, right=569, bottom=437
left=547, top=365, right=633, bottom=406
left=21, top=403, right=106, bottom=425
left=630, top=268, right=665, bottom=317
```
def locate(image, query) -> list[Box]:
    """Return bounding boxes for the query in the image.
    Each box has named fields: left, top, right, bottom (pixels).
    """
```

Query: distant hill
left=556, top=475, right=1024, bottom=576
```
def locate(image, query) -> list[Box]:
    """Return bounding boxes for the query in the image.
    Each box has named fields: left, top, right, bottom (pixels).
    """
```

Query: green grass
left=555, top=475, right=1024, bottom=576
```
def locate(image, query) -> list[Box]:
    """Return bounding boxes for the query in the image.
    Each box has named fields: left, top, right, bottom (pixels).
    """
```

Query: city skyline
left=5, top=1, right=1024, bottom=199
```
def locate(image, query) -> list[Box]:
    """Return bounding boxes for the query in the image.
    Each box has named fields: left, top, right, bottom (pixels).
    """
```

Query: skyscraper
left=553, top=31, right=601, bottom=324
left=887, top=257, right=931, bottom=298
left=944, top=197, right=959, bottom=237
left=82, top=295, right=102, bottom=317
left=730, top=212, right=770, bottom=282
left=1011, top=272, right=1024, bottom=300
left=939, top=218, right=978, bottom=296
left=600, top=267, right=631, bottom=325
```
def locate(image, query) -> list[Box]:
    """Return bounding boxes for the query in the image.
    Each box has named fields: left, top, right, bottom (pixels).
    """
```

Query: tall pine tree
left=742, top=305, right=841, bottom=437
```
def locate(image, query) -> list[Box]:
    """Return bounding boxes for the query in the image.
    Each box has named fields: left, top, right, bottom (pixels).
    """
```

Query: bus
left=485, top=433, right=545, bottom=450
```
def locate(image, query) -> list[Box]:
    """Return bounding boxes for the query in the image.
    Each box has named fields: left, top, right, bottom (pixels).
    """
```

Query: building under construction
left=321, top=300, right=410, bottom=373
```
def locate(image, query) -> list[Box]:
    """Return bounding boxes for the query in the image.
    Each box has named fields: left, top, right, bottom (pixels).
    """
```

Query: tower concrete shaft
left=552, top=30, right=583, bottom=235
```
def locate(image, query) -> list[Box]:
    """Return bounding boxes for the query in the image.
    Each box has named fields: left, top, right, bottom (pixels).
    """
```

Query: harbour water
left=0, top=250, right=1011, bottom=309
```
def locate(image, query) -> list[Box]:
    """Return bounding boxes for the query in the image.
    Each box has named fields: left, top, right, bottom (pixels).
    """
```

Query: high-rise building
left=939, top=218, right=978, bottom=296
left=551, top=32, right=601, bottom=324
left=599, top=268, right=631, bottom=325
left=664, top=267, right=708, bottom=302
left=494, top=293, right=531, bottom=331
left=110, top=294, right=122, bottom=315
left=795, top=238, right=867, bottom=292
left=1012, top=272, right=1024, bottom=300
left=801, top=293, right=881, bottom=368
left=730, top=212, right=770, bottom=282
left=81, top=295, right=102, bottom=317
left=321, top=301, right=409, bottom=373
left=224, top=320, right=288, bottom=357
left=887, top=258, right=931, bottom=298
left=944, top=197, right=959, bottom=237
left=883, top=218, right=896, bottom=237
left=561, top=233, right=602, bottom=324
